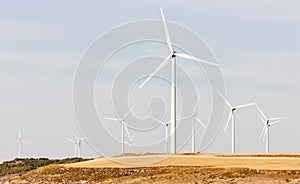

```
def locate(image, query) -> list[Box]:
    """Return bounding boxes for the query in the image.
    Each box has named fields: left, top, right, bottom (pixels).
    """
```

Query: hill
left=3, top=153, right=300, bottom=183
left=0, top=157, right=89, bottom=177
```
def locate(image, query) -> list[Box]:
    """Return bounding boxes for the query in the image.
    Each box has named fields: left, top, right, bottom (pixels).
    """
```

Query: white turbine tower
left=185, top=95, right=207, bottom=153
left=66, top=133, right=86, bottom=157
left=256, top=105, right=287, bottom=153
left=105, top=105, right=135, bottom=154
left=12, top=129, right=29, bottom=158
left=219, top=92, right=255, bottom=153
left=139, top=7, right=218, bottom=154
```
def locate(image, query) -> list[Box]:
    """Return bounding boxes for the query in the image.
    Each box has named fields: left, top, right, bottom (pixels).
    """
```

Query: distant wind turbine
left=152, top=114, right=192, bottom=153
left=66, top=133, right=86, bottom=157
left=183, top=95, right=207, bottom=153
left=105, top=105, right=135, bottom=154
left=256, top=105, right=287, bottom=153
left=11, top=129, right=29, bottom=158
left=139, top=7, right=219, bottom=154
left=219, top=92, right=255, bottom=153
left=152, top=115, right=169, bottom=153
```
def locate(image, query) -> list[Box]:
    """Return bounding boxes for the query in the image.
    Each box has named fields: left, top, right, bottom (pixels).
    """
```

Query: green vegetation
left=0, top=157, right=90, bottom=177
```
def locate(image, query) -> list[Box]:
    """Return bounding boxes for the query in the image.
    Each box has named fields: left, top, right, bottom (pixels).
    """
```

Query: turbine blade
left=151, top=116, right=161, bottom=123
left=178, top=114, right=192, bottom=121
left=258, top=113, right=266, bottom=125
left=123, top=105, right=135, bottom=120
left=165, top=119, right=171, bottom=125
left=256, top=105, right=267, bottom=120
left=195, top=117, right=207, bottom=129
left=269, top=120, right=281, bottom=126
left=139, top=54, right=172, bottom=88
left=235, top=103, right=255, bottom=109
left=262, top=126, right=268, bottom=141
left=260, top=125, right=267, bottom=139
left=22, top=140, right=30, bottom=144
left=269, top=117, right=287, bottom=121
left=151, top=116, right=166, bottom=125
left=79, top=137, right=87, bottom=140
left=224, top=110, right=232, bottom=132
left=72, top=133, right=79, bottom=140
left=11, top=140, right=18, bottom=147
left=105, top=117, right=122, bottom=121
left=66, top=137, right=75, bottom=143
left=175, top=52, right=219, bottom=66
left=160, top=7, right=173, bottom=52
left=193, top=95, right=200, bottom=114
left=128, top=134, right=136, bottom=143
left=218, top=91, right=232, bottom=108
left=122, top=121, right=131, bottom=139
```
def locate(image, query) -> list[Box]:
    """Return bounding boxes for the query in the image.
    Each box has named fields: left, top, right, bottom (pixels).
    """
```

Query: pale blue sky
left=0, top=1, right=299, bottom=162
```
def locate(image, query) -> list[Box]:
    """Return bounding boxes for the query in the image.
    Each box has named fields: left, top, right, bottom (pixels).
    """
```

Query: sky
left=0, top=0, right=299, bottom=162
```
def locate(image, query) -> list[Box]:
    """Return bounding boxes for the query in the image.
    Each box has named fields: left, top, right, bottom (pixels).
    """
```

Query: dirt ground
left=3, top=153, right=300, bottom=184
left=66, top=153, right=300, bottom=170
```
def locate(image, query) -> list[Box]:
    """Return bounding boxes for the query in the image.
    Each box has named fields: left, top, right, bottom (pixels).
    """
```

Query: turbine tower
left=139, top=8, right=218, bottom=153
left=219, top=92, right=255, bottom=153
left=105, top=105, right=135, bottom=154
left=256, top=105, right=287, bottom=153
left=12, top=129, right=29, bottom=158
left=66, top=133, right=86, bottom=157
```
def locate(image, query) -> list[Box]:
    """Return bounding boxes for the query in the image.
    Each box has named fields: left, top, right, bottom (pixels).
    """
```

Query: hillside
left=0, top=157, right=89, bottom=177
left=3, top=153, right=300, bottom=183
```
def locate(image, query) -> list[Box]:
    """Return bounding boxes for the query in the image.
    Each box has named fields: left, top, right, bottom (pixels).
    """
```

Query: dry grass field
left=3, top=153, right=300, bottom=183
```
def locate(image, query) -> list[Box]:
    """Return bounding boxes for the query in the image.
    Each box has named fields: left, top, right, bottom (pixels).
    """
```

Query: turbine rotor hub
left=172, top=51, right=176, bottom=58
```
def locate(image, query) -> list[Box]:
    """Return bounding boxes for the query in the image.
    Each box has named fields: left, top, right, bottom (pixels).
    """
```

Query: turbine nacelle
left=172, top=51, right=176, bottom=58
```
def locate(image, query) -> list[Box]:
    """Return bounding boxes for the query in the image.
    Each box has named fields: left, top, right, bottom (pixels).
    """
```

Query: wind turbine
left=184, top=95, right=207, bottom=153
left=66, top=133, right=86, bottom=157
left=256, top=105, right=287, bottom=153
left=66, top=137, right=77, bottom=157
left=105, top=105, right=135, bottom=154
left=219, top=92, right=255, bottom=153
left=152, top=115, right=169, bottom=153
left=12, top=129, right=29, bottom=158
left=139, top=7, right=218, bottom=153
left=152, top=115, right=192, bottom=153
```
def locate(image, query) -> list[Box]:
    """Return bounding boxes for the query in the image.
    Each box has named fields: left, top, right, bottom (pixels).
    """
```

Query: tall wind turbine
left=185, top=95, right=207, bottom=153
left=66, top=133, right=86, bottom=157
left=139, top=7, right=218, bottom=153
left=256, top=105, right=287, bottom=153
left=219, top=92, right=255, bottom=153
left=12, top=129, right=29, bottom=158
left=105, top=105, right=135, bottom=154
